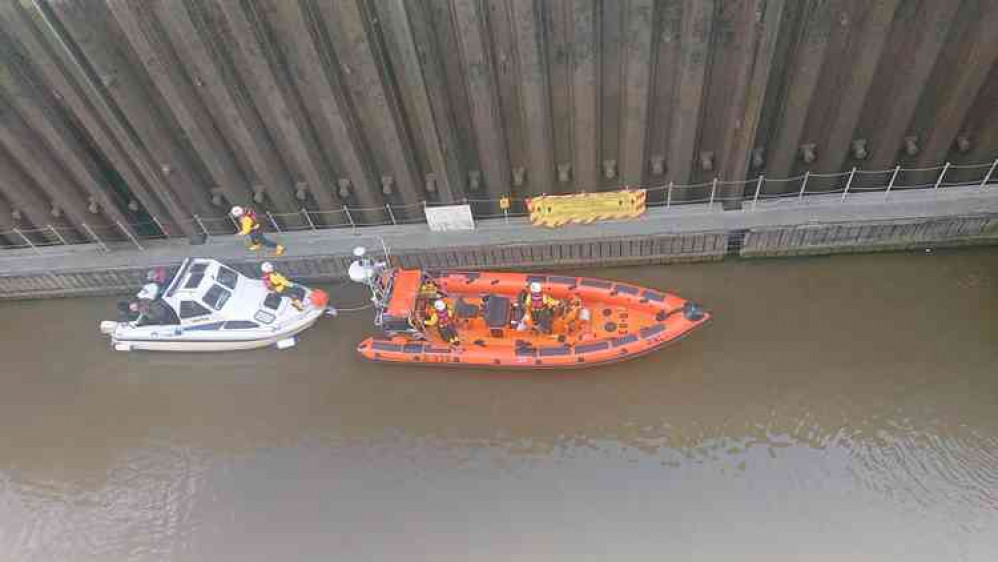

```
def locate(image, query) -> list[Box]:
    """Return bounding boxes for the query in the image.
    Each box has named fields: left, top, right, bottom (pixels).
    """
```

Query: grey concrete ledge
left=1, top=186, right=996, bottom=300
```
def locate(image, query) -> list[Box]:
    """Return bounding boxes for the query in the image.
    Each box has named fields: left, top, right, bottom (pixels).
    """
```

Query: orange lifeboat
left=355, top=268, right=710, bottom=369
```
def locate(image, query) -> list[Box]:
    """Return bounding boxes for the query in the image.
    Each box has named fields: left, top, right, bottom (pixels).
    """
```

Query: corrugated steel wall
left=0, top=0, right=996, bottom=242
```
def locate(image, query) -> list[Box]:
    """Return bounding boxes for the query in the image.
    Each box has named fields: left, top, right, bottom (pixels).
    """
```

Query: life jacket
left=435, top=306, right=454, bottom=326
left=530, top=292, right=546, bottom=310
left=244, top=208, right=260, bottom=230
left=263, top=271, right=287, bottom=292
left=136, top=282, right=160, bottom=301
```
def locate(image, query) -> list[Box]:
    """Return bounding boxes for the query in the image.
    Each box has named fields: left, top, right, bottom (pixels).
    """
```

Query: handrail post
left=193, top=214, right=210, bottom=237
left=385, top=203, right=397, bottom=226
left=13, top=227, right=41, bottom=255
left=301, top=208, right=316, bottom=230
left=48, top=224, right=68, bottom=245
left=979, top=158, right=998, bottom=190
left=152, top=215, right=169, bottom=238
left=840, top=167, right=857, bottom=203
left=752, top=175, right=765, bottom=210
left=82, top=222, right=109, bottom=252
left=933, top=162, right=950, bottom=190
left=342, top=205, right=356, bottom=234
left=708, top=177, right=717, bottom=208
left=266, top=211, right=281, bottom=232
left=117, top=221, right=144, bottom=251
left=797, top=170, right=810, bottom=202
left=666, top=181, right=674, bottom=209
left=884, top=165, right=900, bottom=200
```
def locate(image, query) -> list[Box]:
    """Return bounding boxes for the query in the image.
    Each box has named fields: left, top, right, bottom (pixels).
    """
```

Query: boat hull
left=357, top=270, right=709, bottom=369
left=100, top=258, right=331, bottom=353
left=109, top=310, right=324, bottom=352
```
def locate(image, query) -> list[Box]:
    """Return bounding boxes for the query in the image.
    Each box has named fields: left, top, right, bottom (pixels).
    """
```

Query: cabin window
left=202, top=284, right=231, bottom=311
left=189, top=263, right=208, bottom=274
left=183, top=273, right=205, bottom=289
left=179, top=300, right=210, bottom=319
left=185, top=322, right=224, bottom=331
left=224, top=320, right=259, bottom=330
left=216, top=267, right=238, bottom=290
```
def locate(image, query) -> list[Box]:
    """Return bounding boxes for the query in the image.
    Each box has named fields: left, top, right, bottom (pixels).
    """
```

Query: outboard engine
left=682, top=301, right=705, bottom=321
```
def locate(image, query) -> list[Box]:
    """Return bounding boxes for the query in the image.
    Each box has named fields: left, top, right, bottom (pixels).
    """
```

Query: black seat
left=263, top=293, right=282, bottom=310
left=454, top=298, right=480, bottom=318
left=150, top=300, right=180, bottom=325
left=484, top=296, right=511, bottom=337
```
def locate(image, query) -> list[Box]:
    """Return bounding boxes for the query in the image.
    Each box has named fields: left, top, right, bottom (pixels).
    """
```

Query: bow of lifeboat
left=356, top=270, right=709, bottom=369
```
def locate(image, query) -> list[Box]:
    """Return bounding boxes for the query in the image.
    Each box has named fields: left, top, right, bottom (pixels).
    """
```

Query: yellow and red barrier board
left=526, top=189, right=646, bottom=228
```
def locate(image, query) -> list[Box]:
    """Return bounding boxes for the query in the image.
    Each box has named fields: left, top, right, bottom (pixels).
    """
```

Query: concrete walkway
left=2, top=186, right=997, bottom=276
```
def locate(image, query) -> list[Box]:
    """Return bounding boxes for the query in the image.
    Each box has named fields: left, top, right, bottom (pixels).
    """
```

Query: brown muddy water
left=1, top=249, right=996, bottom=561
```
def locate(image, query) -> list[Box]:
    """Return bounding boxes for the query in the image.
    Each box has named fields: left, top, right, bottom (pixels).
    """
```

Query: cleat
left=274, top=244, right=285, bottom=256
left=248, top=244, right=262, bottom=251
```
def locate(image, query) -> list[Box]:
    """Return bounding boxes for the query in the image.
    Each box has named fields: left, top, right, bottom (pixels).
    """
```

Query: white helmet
left=261, top=262, right=274, bottom=273
left=434, top=299, right=446, bottom=311
left=529, top=282, right=542, bottom=294
left=230, top=205, right=244, bottom=217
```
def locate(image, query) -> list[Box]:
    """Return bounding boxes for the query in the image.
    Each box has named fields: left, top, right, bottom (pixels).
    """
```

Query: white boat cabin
left=151, top=258, right=305, bottom=330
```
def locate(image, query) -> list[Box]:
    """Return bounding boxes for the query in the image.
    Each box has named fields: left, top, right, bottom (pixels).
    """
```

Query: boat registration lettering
left=422, top=354, right=452, bottom=364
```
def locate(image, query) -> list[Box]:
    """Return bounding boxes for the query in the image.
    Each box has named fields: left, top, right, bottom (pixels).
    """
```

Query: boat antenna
left=379, top=236, right=392, bottom=266
left=348, top=245, right=390, bottom=326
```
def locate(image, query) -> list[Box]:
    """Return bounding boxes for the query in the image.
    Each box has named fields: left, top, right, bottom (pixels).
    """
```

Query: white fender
left=276, top=337, right=297, bottom=350
left=99, top=321, right=118, bottom=335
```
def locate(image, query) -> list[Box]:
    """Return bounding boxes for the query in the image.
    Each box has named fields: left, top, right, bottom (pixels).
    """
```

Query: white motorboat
left=99, top=258, right=331, bottom=352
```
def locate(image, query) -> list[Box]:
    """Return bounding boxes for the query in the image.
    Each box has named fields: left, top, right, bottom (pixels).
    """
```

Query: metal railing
left=1, top=158, right=995, bottom=256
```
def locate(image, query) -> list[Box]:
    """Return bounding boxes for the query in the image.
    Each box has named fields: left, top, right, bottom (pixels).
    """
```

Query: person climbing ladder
left=231, top=205, right=285, bottom=256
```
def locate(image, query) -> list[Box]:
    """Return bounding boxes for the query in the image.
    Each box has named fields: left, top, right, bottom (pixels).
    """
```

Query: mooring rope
left=329, top=301, right=373, bottom=313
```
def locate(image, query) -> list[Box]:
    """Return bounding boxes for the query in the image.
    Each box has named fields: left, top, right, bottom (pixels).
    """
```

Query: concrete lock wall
left=1, top=215, right=996, bottom=300
left=0, top=231, right=729, bottom=300
left=739, top=215, right=998, bottom=258
left=2, top=182, right=997, bottom=300
left=0, top=0, right=996, bottom=241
